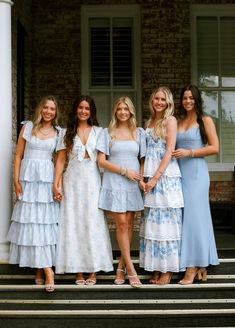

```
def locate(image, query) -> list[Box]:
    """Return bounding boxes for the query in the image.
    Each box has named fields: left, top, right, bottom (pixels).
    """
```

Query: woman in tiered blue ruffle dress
left=7, top=96, right=60, bottom=292
left=139, top=87, right=184, bottom=285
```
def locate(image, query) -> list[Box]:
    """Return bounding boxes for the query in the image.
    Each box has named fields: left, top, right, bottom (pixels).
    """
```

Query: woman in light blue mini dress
left=96, top=96, right=146, bottom=288
left=53, top=95, right=113, bottom=285
left=173, top=85, right=219, bottom=284
left=139, top=87, right=184, bottom=285
left=7, top=96, right=60, bottom=292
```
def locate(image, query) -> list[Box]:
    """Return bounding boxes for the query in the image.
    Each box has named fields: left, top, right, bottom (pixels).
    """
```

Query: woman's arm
left=53, top=149, right=67, bottom=200
left=14, top=126, right=26, bottom=198
left=145, top=116, right=177, bottom=193
left=139, top=157, right=146, bottom=191
left=97, top=151, right=142, bottom=181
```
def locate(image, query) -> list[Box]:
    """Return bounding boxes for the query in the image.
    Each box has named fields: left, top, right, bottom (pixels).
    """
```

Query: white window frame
left=81, top=5, right=142, bottom=125
left=191, top=4, right=235, bottom=173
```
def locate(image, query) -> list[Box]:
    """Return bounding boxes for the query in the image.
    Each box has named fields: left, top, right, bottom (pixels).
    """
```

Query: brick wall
left=11, top=0, right=32, bottom=203
left=210, top=181, right=235, bottom=203
left=12, top=0, right=32, bottom=142
left=12, top=0, right=234, bottom=205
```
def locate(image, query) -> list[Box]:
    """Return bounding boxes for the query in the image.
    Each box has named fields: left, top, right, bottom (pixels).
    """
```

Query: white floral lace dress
left=139, top=128, right=184, bottom=273
left=55, top=126, right=113, bottom=274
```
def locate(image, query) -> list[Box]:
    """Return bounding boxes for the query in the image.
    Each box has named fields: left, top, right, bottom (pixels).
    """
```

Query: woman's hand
left=139, top=180, right=146, bottom=192
left=14, top=181, right=22, bottom=199
left=144, top=177, right=157, bottom=193
left=125, top=169, right=142, bottom=181
left=172, top=148, right=190, bottom=158
left=53, top=184, right=63, bottom=202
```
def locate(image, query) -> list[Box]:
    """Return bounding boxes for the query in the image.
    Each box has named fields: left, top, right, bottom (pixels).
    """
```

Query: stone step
left=0, top=283, right=235, bottom=300
left=0, top=257, right=235, bottom=276
left=0, top=308, right=234, bottom=328
left=0, top=297, right=234, bottom=310
left=0, top=251, right=234, bottom=327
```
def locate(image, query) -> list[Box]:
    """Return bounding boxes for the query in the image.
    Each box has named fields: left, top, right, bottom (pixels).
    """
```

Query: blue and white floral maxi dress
left=139, top=128, right=184, bottom=273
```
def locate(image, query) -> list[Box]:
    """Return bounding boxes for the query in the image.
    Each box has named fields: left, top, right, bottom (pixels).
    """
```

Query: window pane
left=221, top=91, right=235, bottom=162
left=197, top=17, right=219, bottom=87
left=113, top=18, right=133, bottom=87
left=201, top=91, right=219, bottom=163
left=220, top=18, right=235, bottom=87
left=90, top=18, right=110, bottom=87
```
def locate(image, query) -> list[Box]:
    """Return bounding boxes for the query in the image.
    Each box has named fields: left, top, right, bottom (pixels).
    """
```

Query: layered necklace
left=39, top=126, right=54, bottom=136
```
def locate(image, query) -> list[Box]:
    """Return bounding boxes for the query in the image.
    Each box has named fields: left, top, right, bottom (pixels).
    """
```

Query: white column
left=0, top=0, right=13, bottom=261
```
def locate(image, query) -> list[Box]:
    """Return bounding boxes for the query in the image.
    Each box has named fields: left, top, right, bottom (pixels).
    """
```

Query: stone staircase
left=0, top=248, right=235, bottom=328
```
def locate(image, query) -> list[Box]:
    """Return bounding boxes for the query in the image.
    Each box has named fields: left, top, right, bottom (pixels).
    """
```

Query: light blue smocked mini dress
left=139, top=127, right=184, bottom=273
left=96, top=127, right=146, bottom=213
left=7, top=121, right=60, bottom=268
left=176, top=127, right=219, bottom=271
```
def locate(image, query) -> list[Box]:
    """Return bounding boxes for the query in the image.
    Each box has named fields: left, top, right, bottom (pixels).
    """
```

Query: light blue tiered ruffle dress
left=7, top=121, right=59, bottom=268
left=139, top=128, right=184, bottom=273
left=96, top=127, right=146, bottom=213
left=176, top=127, right=219, bottom=271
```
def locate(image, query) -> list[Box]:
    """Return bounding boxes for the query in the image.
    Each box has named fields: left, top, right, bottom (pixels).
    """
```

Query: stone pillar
left=0, top=0, right=13, bottom=261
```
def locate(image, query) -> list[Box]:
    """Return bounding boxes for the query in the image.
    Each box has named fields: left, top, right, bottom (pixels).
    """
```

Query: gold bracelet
left=120, top=167, right=126, bottom=176
left=189, top=149, right=194, bottom=158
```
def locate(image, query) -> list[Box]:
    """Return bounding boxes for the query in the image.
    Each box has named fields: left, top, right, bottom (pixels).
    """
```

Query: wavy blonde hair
left=149, top=86, right=174, bottom=138
left=108, top=96, right=137, bottom=140
left=32, top=95, right=59, bottom=135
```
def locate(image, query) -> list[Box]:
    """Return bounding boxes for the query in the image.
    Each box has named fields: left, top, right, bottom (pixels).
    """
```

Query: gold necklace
left=77, top=127, right=90, bottom=137
left=39, top=126, right=53, bottom=136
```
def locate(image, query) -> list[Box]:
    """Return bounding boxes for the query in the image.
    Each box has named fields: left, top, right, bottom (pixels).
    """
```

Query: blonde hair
left=108, top=96, right=137, bottom=140
left=149, top=86, right=174, bottom=138
left=32, top=95, right=59, bottom=135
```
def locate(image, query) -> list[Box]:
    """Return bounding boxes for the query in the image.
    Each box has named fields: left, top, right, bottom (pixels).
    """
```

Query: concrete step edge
left=1, top=283, right=235, bottom=290
left=1, top=257, right=235, bottom=265
left=0, top=298, right=235, bottom=305
left=0, top=309, right=235, bottom=317
left=1, top=274, right=235, bottom=280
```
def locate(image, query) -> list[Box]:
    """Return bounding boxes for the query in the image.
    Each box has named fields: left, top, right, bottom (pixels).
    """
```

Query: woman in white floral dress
left=139, top=87, right=184, bottom=285
left=53, top=95, right=113, bottom=285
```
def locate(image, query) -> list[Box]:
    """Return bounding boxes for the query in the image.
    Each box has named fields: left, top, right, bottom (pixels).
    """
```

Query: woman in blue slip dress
left=172, top=84, right=219, bottom=284
left=96, top=96, right=146, bottom=288
left=53, top=95, right=113, bottom=285
left=139, top=86, right=184, bottom=285
left=7, top=96, right=60, bottom=292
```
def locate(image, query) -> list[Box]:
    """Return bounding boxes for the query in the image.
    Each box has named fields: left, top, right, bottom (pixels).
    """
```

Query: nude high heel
left=128, top=274, right=142, bottom=288
left=149, top=271, right=161, bottom=284
left=35, top=268, right=44, bottom=285
left=114, top=268, right=126, bottom=285
left=156, top=272, right=172, bottom=285
left=196, top=268, right=207, bottom=282
left=178, top=267, right=199, bottom=285
left=44, top=268, right=55, bottom=293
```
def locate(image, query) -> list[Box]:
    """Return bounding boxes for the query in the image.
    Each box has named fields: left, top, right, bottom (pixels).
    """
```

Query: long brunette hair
left=179, top=85, right=207, bottom=144
left=64, top=95, right=99, bottom=154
